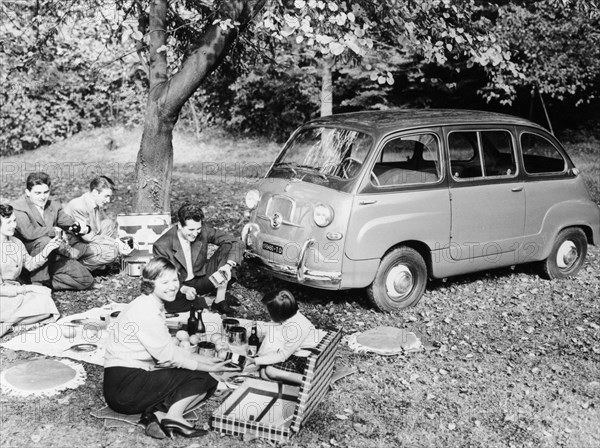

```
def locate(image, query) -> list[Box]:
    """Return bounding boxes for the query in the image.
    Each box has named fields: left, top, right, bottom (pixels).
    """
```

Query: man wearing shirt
left=11, top=172, right=94, bottom=290
left=152, top=203, right=243, bottom=315
left=64, top=176, right=133, bottom=272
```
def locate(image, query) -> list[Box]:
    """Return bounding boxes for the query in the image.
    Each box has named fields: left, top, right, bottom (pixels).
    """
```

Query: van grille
left=266, top=196, right=294, bottom=221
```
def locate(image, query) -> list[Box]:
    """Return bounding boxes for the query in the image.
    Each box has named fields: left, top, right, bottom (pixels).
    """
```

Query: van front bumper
left=244, top=239, right=342, bottom=289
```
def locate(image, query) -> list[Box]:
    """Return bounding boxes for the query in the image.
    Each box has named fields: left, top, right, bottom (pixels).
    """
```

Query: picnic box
left=211, top=328, right=342, bottom=442
left=117, top=213, right=171, bottom=276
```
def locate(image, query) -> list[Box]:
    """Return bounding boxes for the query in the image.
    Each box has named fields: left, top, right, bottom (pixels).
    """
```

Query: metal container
left=198, top=341, right=216, bottom=357
left=222, top=318, right=240, bottom=336
left=122, top=260, right=146, bottom=277
left=228, top=326, right=247, bottom=346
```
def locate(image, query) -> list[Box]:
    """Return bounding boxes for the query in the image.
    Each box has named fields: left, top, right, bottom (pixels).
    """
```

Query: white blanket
left=0, top=305, right=243, bottom=366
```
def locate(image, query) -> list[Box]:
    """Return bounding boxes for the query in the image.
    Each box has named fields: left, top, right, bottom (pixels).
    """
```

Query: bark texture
left=133, top=0, right=265, bottom=212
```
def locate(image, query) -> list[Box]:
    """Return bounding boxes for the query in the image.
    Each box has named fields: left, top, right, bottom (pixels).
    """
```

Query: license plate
left=262, top=241, right=283, bottom=255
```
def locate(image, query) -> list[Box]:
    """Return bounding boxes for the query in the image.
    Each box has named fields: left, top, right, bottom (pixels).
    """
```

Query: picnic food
left=175, top=330, right=189, bottom=341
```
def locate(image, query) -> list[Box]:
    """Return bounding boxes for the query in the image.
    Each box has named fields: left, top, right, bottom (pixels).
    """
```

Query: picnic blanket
left=345, top=326, right=423, bottom=355
left=0, top=304, right=228, bottom=366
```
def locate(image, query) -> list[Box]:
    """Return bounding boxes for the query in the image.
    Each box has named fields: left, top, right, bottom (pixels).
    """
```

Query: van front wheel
left=367, top=247, right=427, bottom=312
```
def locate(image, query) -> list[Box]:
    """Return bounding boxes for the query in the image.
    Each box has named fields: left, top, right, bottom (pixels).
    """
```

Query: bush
left=0, top=7, right=146, bottom=155
left=184, top=63, right=320, bottom=143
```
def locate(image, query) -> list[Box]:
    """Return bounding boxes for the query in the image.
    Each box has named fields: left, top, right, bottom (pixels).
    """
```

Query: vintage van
left=241, top=110, right=600, bottom=312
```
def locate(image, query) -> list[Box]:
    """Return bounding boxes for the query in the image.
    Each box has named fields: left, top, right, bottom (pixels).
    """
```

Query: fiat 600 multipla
left=241, top=110, right=600, bottom=312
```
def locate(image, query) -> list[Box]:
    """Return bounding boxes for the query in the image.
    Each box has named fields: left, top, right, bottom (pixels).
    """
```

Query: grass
left=564, top=140, right=600, bottom=203
left=0, top=127, right=599, bottom=448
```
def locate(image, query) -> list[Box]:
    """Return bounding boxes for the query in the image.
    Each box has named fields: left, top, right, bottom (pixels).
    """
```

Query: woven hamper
left=211, top=328, right=342, bottom=442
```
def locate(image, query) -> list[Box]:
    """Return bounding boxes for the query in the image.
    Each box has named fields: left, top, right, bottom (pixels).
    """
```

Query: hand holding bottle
left=42, top=235, right=62, bottom=258
left=118, top=239, right=134, bottom=256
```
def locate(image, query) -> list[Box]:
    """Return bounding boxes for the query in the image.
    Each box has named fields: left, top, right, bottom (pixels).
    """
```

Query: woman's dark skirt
left=103, top=366, right=218, bottom=414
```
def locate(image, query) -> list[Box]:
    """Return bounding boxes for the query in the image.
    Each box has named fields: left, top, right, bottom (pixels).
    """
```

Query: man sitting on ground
left=11, top=172, right=95, bottom=290
left=152, top=203, right=243, bottom=315
left=64, top=176, right=133, bottom=273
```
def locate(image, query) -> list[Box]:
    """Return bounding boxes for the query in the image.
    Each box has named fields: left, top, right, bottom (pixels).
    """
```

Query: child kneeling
left=246, top=290, right=321, bottom=384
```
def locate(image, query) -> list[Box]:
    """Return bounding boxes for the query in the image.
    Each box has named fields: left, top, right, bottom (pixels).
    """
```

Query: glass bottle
left=248, top=321, right=260, bottom=356
left=187, top=305, right=199, bottom=336
left=197, top=308, right=205, bottom=334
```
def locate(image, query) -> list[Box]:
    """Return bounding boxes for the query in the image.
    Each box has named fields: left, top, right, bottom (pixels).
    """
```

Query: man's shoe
left=90, top=282, right=103, bottom=290
left=212, top=301, right=235, bottom=316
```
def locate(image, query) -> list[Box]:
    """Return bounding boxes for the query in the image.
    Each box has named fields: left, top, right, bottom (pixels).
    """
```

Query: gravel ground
left=1, top=149, right=598, bottom=448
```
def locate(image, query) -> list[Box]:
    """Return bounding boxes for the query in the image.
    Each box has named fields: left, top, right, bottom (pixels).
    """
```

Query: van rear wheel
left=541, top=227, right=587, bottom=279
left=367, top=247, right=427, bottom=312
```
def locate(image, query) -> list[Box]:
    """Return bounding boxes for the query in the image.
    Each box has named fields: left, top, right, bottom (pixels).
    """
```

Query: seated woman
left=0, top=204, right=60, bottom=337
left=103, top=257, right=237, bottom=440
left=246, top=289, right=322, bottom=384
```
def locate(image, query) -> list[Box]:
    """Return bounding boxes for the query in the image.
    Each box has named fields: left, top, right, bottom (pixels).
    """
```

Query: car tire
left=541, top=227, right=588, bottom=280
left=367, top=247, right=427, bottom=312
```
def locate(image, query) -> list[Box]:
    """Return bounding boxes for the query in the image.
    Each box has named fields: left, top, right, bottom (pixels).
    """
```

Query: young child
left=246, top=289, right=321, bottom=384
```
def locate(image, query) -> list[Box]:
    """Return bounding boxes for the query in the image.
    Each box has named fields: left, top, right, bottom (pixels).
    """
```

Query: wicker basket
left=211, top=328, right=342, bottom=442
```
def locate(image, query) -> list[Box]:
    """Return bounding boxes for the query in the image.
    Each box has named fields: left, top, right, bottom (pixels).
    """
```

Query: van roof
left=306, top=109, right=547, bottom=135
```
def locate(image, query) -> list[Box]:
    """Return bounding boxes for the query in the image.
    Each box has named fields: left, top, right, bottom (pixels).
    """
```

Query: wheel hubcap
left=556, top=240, right=578, bottom=269
left=385, top=265, right=414, bottom=300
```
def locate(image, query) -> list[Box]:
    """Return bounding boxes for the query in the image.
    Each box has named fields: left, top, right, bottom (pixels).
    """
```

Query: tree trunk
left=320, top=58, right=334, bottom=117
left=135, top=101, right=175, bottom=212
left=132, top=0, right=266, bottom=213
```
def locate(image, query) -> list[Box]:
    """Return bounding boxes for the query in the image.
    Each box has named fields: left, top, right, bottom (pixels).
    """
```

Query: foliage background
left=1, top=0, right=599, bottom=153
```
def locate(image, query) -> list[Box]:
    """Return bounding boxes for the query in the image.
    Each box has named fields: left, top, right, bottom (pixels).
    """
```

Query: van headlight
left=313, top=203, right=334, bottom=227
left=245, top=189, right=260, bottom=209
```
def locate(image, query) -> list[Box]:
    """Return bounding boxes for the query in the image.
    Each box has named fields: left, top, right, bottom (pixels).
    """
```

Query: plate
left=69, top=319, right=87, bottom=325
left=67, top=344, right=97, bottom=352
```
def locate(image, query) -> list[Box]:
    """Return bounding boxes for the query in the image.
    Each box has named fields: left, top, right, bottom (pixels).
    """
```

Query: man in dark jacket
left=12, top=172, right=94, bottom=290
left=152, top=203, right=244, bottom=315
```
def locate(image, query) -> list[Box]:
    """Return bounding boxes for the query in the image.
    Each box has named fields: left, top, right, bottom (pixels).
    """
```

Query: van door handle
left=511, top=186, right=523, bottom=192
left=359, top=200, right=378, bottom=205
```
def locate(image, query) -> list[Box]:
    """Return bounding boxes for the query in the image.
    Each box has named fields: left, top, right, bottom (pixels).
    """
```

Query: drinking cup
left=228, top=326, right=247, bottom=346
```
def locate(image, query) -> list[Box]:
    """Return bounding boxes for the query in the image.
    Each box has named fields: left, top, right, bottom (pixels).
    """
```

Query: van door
left=447, top=128, right=525, bottom=261
left=345, top=131, right=450, bottom=261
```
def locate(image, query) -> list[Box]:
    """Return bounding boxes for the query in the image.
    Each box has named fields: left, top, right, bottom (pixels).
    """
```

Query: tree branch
left=147, top=0, right=168, bottom=93
left=135, top=0, right=149, bottom=75
left=160, top=0, right=267, bottom=116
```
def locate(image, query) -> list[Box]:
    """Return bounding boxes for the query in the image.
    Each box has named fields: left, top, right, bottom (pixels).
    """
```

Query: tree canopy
left=1, top=0, right=598, bottom=211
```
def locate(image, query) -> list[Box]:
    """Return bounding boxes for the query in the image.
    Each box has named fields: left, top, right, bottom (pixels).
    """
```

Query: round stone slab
left=356, top=326, right=421, bottom=354
left=3, top=359, right=77, bottom=392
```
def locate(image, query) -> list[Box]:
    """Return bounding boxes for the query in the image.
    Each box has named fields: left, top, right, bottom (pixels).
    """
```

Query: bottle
left=197, top=308, right=205, bottom=334
left=248, top=321, right=260, bottom=357
left=187, top=305, right=198, bottom=336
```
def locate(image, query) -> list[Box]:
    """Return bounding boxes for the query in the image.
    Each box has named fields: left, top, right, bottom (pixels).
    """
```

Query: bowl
left=179, top=341, right=197, bottom=354
left=198, top=341, right=216, bottom=357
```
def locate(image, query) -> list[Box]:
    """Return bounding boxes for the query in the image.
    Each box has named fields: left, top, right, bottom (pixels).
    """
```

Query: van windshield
left=268, top=126, right=373, bottom=191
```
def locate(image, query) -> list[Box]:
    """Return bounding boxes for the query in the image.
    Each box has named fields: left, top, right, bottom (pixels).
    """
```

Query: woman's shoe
left=138, top=411, right=166, bottom=439
left=160, top=418, right=208, bottom=439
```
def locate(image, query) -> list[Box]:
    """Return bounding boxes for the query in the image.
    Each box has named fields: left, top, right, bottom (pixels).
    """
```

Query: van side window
left=521, top=133, right=567, bottom=174
left=371, top=134, right=441, bottom=186
left=449, top=131, right=482, bottom=179
left=449, top=130, right=517, bottom=179
left=481, top=131, right=517, bottom=176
